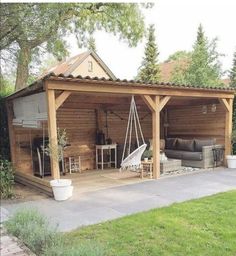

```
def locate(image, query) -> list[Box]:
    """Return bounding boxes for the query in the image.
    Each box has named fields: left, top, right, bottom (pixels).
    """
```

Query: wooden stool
left=141, top=160, right=153, bottom=179
left=64, top=156, right=81, bottom=174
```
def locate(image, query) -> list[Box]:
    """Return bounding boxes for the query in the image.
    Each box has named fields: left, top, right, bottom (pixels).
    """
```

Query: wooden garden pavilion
left=5, top=73, right=235, bottom=195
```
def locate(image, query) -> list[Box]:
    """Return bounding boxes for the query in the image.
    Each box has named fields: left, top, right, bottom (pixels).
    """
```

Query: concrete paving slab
left=2, top=168, right=236, bottom=232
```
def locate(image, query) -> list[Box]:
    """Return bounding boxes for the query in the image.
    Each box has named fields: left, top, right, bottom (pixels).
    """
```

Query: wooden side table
left=96, top=144, right=117, bottom=170
left=141, top=160, right=153, bottom=179
left=64, top=156, right=81, bottom=174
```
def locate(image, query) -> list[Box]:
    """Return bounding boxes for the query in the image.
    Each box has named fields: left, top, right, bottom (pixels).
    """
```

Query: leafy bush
left=5, top=208, right=106, bottom=256
left=5, top=208, right=61, bottom=255
left=43, top=241, right=106, bottom=256
left=0, top=158, right=14, bottom=198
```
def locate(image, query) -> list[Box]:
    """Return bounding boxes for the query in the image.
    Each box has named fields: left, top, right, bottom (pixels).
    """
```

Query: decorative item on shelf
left=160, top=152, right=168, bottom=162
left=142, top=149, right=153, bottom=162
left=211, top=104, right=217, bottom=113
left=106, top=137, right=112, bottom=145
left=202, top=105, right=207, bottom=114
left=96, top=130, right=105, bottom=145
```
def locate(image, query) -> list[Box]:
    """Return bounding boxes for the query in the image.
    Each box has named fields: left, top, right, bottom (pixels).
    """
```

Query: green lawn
left=65, top=191, right=236, bottom=256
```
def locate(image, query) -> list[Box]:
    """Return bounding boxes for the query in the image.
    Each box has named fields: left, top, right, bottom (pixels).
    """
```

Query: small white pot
left=50, top=179, right=73, bottom=201
left=226, top=155, right=236, bottom=169
left=144, top=158, right=149, bottom=163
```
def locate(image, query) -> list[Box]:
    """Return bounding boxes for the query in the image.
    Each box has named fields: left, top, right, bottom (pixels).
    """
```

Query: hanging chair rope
left=121, top=96, right=147, bottom=171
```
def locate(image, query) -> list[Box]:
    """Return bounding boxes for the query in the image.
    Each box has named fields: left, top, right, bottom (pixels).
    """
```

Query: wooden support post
left=142, top=95, right=171, bottom=179
left=6, top=101, right=16, bottom=166
left=224, top=98, right=233, bottom=160
left=152, top=96, right=160, bottom=179
left=46, top=88, right=60, bottom=179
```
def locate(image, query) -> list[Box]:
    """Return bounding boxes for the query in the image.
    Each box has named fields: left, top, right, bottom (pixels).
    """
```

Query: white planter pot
left=50, top=179, right=73, bottom=201
left=144, top=158, right=148, bottom=163
left=226, top=155, right=236, bottom=169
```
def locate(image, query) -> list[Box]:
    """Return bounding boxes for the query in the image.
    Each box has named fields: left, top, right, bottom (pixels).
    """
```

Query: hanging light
left=202, top=105, right=207, bottom=114
left=211, top=104, right=217, bottom=112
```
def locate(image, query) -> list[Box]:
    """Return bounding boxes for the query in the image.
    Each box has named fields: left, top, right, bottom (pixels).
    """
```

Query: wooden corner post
left=152, top=96, right=161, bottom=179
left=219, top=98, right=233, bottom=161
left=46, top=86, right=60, bottom=179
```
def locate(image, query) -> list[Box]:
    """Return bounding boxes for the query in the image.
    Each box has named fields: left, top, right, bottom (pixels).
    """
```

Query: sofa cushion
left=176, top=138, right=195, bottom=152
left=165, top=149, right=202, bottom=161
left=165, top=149, right=183, bottom=159
left=194, top=139, right=216, bottom=152
left=165, top=138, right=177, bottom=150
left=181, top=151, right=203, bottom=161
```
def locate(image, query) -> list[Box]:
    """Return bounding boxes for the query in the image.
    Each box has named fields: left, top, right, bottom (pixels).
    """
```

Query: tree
left=165, top=51, right=191, bottom=63
left=137, top=24, right=161, bottom=82
left=170, top=64, right=188, bottom=84
left=164, top=51, right=191, bottom=84
left=1, top=3, right=150, bottom=91
left=185, top=24, right=223, bottom=87
left=229, top=51, right=236, bottom=87
left=88, top=36, right=96, bottom=52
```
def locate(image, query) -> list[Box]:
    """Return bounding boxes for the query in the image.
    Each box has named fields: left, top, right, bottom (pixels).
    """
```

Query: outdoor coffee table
left=160, top=159, right=182, bottom=174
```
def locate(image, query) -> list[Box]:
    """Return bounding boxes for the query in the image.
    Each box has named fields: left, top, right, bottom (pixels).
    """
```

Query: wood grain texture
left=168, top=103, right=225, bottom=145
left=46, top=88, right=60, bottom=179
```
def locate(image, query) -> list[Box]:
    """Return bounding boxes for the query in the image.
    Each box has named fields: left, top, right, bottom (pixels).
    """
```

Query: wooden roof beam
left=141, top=95, right=156, bottom=112
left=45, top=81, right=234, bottom=99
left=55, top=91, right=71, bottom=110
left=159, top=96, right=171, bottom=111
left=218, top=98, right=231, bottom=112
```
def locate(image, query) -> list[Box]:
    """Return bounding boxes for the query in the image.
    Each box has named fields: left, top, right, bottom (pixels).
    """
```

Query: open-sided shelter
left=5, top=72, right=235, bottom=195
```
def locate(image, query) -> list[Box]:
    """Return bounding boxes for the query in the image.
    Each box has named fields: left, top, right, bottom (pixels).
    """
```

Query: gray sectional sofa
left=165, top=138, right=224, bottom=168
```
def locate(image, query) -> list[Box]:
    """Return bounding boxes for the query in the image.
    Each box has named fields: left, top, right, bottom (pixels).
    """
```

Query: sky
left=68, top=0, right=236, bottom=80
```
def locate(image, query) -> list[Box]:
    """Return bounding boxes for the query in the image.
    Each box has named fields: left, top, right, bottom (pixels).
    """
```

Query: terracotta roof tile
left=44, top=72, right=234, bottom=91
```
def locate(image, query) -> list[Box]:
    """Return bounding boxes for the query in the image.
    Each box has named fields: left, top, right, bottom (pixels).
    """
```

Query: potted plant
left=142, top=149, right=153, bottom=162
left=226, top=129, right=236, bottom=168
left=42, top=129, right=73, bottom=201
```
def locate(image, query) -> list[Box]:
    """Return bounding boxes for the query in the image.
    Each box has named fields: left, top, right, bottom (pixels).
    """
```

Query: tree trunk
left=15, top=46, right=31, bottom=91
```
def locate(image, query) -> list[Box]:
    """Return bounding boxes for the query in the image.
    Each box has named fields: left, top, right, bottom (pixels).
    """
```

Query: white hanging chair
left=120, top=96, right=147, bottom=171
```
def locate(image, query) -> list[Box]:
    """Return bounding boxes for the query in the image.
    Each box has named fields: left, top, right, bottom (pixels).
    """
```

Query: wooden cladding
left=10, top=93, right=230, bottom=177
left=57, top=108, right=97, bottom=171
left=13, top=125, right=46, bottom=175
left=168, top=103, right=225, bottom=144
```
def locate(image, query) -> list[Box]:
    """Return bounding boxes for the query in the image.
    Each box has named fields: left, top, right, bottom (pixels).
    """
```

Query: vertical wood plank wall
left=57, top=108, right=96, bottom=170
left=13, top=125, right=46, bottom=174
left=168, top=103, right=225, bottom=144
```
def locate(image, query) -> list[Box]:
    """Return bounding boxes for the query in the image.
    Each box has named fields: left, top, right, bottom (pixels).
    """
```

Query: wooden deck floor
left=46, top=168, right=150, bottom=194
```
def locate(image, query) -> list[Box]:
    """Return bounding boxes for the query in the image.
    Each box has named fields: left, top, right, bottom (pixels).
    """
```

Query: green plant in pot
left=226, top=129, right=236, bottom=168
left=142, top=149, right=153, bottom=162
left=42, top=129, right=73, bottom=201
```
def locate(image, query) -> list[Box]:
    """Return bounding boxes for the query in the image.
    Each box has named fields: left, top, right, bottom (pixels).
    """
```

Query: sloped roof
left=6, top=72, right=234, bottom=101
left=46, top=73, right=234, bottom=90
left=39, top=50, right=116, bottom=80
